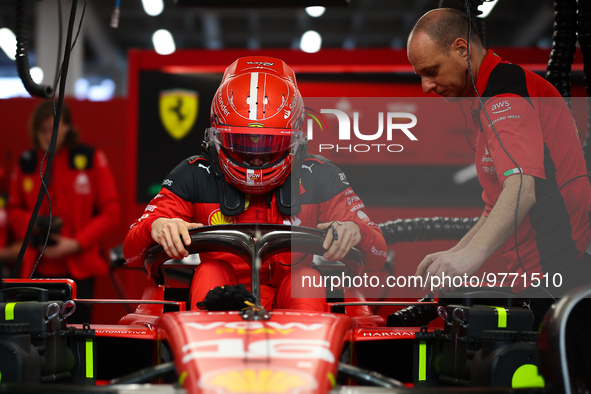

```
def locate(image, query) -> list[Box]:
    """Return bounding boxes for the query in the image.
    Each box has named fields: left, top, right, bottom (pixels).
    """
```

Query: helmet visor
left=211, top=125, right=298, bottom=155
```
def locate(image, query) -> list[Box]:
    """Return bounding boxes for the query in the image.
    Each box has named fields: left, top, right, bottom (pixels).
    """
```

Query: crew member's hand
left=43, top=235, right=81, bottom=259
left=415, top=249, right=451, bottom=278
left=151, top=218, right=203, bottom=260
left=317, top=221, right=361, bottom=262
left=416, top=248, right=484, bottom=292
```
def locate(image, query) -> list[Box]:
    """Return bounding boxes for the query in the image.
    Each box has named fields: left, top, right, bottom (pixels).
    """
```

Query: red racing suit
left=471, top=50, right=591, bottom=276
left=123, top=153, right=388, bottom=309
left=9, top=145, right=121, bottom=279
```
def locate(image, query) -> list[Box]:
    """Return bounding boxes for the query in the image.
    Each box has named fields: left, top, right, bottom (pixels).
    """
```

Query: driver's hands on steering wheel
left=151, top=218, right=203, bottom=260
left=317, top=221, right=361, bottom=262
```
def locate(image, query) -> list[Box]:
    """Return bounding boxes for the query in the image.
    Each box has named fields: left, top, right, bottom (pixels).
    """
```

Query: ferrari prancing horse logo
left=159, top=89, right=198, bottom=140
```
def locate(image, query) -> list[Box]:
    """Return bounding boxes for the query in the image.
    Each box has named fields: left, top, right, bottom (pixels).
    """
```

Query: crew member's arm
left=415, top=213, right=487, bottom=277
left=417, top=93, right=543, bottom=280
left=7, top=159, right=33, bottom=241
left=0, top=242, right=21, bottom=263
left=418, top=174, right=535, bottom=279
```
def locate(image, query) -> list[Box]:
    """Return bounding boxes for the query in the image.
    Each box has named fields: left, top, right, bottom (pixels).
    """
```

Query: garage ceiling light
left=152, top=29, right=176, bottom=55
left=0, top=28, right=16, bottom=60
left=142, top=0, right=164, bottom=16
left=300, top=30, right=322, bottom=53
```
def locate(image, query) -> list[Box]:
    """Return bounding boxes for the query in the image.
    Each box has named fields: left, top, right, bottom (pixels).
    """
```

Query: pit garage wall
left=0, top=48, right=586, bottom=321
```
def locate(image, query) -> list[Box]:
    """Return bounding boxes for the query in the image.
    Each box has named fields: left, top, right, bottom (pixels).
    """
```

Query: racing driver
left=123, top=56, right=388, bottom=311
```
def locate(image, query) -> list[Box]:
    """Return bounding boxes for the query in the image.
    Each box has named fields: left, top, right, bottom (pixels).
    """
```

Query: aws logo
left=208, top=209, right=235, bottom=225
left=491, top=100, right=511, bottom=114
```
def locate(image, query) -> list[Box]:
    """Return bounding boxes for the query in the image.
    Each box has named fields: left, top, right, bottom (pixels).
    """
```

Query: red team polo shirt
left=472, top=50, right=591, bottom=276
left=9, top=146, right=120, bottom=279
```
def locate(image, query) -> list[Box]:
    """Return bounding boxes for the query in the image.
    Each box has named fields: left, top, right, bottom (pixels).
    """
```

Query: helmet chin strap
left=276, top=139, right=308, bottom=217
left=202, top=140, right=245, bottom=216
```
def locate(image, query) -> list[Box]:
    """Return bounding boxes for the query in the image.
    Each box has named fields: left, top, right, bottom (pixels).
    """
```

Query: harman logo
left=159, top=89, right=198, bottom=140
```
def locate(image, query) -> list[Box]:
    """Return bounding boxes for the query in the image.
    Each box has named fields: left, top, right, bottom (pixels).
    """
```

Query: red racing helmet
left=208, top=56, right=305, bottom=194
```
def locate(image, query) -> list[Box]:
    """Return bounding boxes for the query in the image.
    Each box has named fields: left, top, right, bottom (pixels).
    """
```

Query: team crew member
left=123, top=56, right=388, bottom=311
left=408, top=9, right=591, bottom=291
left=9, top=101, right=121, bottom=322
left=0, top=194, right=20, bottom=276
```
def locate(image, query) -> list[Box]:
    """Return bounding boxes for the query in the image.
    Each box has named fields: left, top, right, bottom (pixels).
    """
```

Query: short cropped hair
left=410, top=8, right=483, bottom=51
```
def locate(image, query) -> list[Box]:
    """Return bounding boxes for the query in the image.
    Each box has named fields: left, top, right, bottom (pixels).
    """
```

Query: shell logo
left=200, top=368, right=316, bottom=393
left=208, top=209, right=235, bottom=225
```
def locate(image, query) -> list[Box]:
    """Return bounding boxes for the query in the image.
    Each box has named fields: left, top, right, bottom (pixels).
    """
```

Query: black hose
left=456, top=0, right=487, bottom=46
left=11, top=0, right=79, bottom=278
left=15, top=0, right=53, bottom=98
left=387, top=293, right=439, bottom=327
left=546, top=0, right=578, bottom=100
left=378, top=217, right=480, bottom=245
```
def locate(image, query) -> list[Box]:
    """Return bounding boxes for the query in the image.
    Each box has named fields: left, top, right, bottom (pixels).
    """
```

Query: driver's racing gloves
left=196, top=283, right=256, bottom=311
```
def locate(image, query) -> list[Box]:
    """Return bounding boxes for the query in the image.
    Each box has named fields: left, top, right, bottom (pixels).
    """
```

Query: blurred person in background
left=8, top=100, right=121, bottom=323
